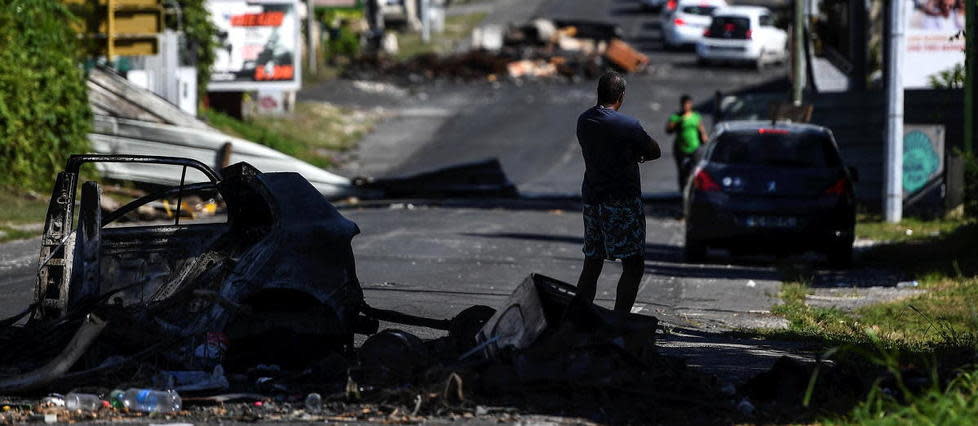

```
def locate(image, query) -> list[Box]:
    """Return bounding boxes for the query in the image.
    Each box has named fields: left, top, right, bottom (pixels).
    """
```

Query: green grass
left=394, top=12, right=488, bottom=60
left=0, top=190, right=49, bottom=243
left=756, top=218, right=978, bottom=424
left=856, top=214, right=970, bottom=243
left=202, top=102, right=378, bottom=169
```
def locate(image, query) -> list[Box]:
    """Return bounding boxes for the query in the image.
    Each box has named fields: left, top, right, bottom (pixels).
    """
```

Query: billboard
left=207, top=0, right=301, bottom=91
left=905, top=0, right=966, bottom=88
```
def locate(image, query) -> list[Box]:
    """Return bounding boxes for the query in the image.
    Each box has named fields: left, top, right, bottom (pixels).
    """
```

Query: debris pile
left=0, top=274, right=733, bottom=424
left=345, top=19, right=649, bottom=83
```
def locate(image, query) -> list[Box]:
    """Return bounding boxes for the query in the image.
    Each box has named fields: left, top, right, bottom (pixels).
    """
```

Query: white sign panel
left=207, top=0, right=301, bottom=91
left=904, top=0, right=966, bottom=88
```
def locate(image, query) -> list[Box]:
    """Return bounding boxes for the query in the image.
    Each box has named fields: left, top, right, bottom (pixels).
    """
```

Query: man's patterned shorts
left=582, top=197, right=646, bottom=260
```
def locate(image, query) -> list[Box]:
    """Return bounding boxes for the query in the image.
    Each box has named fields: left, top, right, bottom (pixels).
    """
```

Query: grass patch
left=394, top=12, right=488, bottom=60
left=754, top=219, right=978, bottom=423
left=202, top=102, right=378, bottom=169
left=0, top=190, right=49, bottom=243
left=856, top=214, right=969, bottom=243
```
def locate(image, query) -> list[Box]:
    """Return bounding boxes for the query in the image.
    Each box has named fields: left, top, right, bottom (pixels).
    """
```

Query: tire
left=754, top=49, right=766, bottom=70
left=826, top=243, right=853, bottom=269
left=684, top=228, right=707, bottom=262
left=697, top=56, right=709, bottom=67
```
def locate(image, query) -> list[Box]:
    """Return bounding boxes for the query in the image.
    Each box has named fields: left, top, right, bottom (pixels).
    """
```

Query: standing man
left=665, top=95, right=709, bottom=192
left=574, top=72, right=662, bottom=314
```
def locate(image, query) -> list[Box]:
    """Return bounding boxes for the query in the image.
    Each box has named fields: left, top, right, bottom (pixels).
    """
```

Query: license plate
left=744, top=215, right=799, bottom=228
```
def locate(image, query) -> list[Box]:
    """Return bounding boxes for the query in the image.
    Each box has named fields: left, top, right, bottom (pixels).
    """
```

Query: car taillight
left=758, top=128, right=790, bottom=134
left=824, top=178, right=848, bottom=196
left=745, top=29, right=752, bottom=39
left=674, top=18, right=685, bottom=26
left=703, top=29, right=712, bottom=37
left=693, top=169, right=721, bottom=192
left=666, top=0, right=676, bottom=10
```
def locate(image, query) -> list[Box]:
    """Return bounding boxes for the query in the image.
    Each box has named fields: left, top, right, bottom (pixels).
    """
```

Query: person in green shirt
left=665, top=95, right=709, bottom=192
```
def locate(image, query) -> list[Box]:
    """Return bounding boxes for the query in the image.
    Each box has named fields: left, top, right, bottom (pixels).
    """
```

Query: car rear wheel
left=826, top=243, right=853, bottom=268
left=755, top=49, right=766, bottom=70
left=684, top=230, right=707, bottom=262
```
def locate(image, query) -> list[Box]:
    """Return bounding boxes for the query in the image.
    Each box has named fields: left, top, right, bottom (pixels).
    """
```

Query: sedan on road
left=695, top=6, right=788, bottom=68
left=662, top=0, right=728, bottom=49
left=683, top=121, right=858, bottom=266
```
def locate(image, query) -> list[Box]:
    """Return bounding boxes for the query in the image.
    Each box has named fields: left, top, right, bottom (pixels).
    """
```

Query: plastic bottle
left=121, top=389, right=182, bottom=413
left=64, top=393, right=102, bottom=411
left=108, top=389, right=125, bottom=409
left=304, top=393, right=322, bottom=413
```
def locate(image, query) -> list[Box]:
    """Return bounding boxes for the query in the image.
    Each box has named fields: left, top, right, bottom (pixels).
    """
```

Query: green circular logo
left=903, top=130, right=939, bottom=194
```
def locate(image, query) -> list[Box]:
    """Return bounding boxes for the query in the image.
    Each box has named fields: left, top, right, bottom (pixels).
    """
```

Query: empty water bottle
left=64, top=393, right=102, bottom=411
left=305, top=393, right=322, bottom=413
left=108, top=389, right=125, bottom=410
left=121, top=389, right=182, bottom=413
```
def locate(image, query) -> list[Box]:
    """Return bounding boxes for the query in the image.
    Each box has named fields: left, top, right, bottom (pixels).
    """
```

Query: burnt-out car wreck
left=2, top=155, right=377, bottom=391
left=0, top=155, right=729, bottom=424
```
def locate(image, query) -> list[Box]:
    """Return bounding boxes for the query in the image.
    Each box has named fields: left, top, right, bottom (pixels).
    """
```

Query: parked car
left=683, top=121, right=858, bottom=266
left=662, top=0, right=728, bottom=49
left=695, top=6, right=788, bottom=68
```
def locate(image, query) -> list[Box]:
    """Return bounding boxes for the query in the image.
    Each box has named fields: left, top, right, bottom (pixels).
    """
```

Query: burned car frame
left=3, top=155, right=371, bottom=392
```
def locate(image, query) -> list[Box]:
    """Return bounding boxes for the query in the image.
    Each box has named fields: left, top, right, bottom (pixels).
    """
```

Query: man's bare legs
left=614, top=255, right=645, bottom=313
left=575, top=255, right=645, bottom=313
left=575, top=257, right=604, bottom=305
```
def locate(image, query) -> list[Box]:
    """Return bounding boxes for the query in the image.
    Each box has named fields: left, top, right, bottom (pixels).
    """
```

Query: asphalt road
left=0, top=0, right=836, bottom=383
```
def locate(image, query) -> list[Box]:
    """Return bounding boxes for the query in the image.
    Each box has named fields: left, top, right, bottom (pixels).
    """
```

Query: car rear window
left=681, top=5, right=717, bottom=15
left=709, top=130, right=842, bottom=168
left=707, top=16, right=751, bottom=38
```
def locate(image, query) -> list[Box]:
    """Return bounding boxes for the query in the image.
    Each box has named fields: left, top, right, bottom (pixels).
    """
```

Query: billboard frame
left=206, top=0, right=303, bottom=92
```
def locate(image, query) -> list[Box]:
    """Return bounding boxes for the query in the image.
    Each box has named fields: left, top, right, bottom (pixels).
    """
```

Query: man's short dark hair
left=680, top=94, right=692, bottom=104
left=597, top=72, right=626, bottom=105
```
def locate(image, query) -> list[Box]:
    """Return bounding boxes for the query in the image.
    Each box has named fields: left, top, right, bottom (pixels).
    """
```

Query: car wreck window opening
left=100, top=182, right=218, bottom=227
left=175, top=166, right=187, bottom=227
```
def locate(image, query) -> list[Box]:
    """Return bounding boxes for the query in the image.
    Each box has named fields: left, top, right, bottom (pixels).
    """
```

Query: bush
left=0, top=0, right=91, bottom=190
left=166, top=0, right=218, bottom=101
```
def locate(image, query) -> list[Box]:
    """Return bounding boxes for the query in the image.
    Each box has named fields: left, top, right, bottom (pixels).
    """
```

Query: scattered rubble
left=2, top=156, right=740, bottom=423
left=345, top=19, right=648, bottom=83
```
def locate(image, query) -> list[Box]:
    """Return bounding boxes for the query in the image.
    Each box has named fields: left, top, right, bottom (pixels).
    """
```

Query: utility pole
left=967, top=0, right=976, bottom=154
left=791, top=0, right=804, bottom=105
left=885, top=0, right=907, bottom=223
left=421, top=0, right=431, bottom=44
left=306, top=0, right=317, bottom=75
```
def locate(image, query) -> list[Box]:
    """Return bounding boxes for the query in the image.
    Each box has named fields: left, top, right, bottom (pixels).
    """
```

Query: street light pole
left=421, top=0, right=431, bottom=44
left=966, top=0, right=976, bottom=154
left=885, top=0, right=907, bottom=223
left=792, top=0, right=804, bottom=105
left=306, top=0, right=317, bottom=75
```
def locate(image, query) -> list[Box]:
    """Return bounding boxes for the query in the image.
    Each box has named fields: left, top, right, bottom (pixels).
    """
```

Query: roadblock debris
left=346, top=18, right=647, bottom=83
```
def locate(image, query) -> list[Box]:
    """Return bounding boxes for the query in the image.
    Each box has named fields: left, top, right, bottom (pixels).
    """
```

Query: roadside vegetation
left=202, top=102, right=379, bottom=169
left=758, top=217, right=978, bottom=423
left=394, top=12, right=489, bottom=60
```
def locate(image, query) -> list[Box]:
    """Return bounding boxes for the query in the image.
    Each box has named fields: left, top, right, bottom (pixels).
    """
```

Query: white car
left=696, top=6, right=788, bottom=68
left=662, top=0, right=728, bottom=49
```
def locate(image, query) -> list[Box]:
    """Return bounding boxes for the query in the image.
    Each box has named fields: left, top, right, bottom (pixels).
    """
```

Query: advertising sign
left=207, top=0, right=301, bottom=91
left=905, top=0, right=966, bottom=88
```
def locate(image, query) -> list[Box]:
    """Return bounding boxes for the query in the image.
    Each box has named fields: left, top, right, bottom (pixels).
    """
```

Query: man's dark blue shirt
left=577, top=105, right=658, bottom=204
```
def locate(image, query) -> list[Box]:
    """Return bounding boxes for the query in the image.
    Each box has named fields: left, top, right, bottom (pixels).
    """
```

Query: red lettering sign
left=255, top=65, right=294, bottom=80
left=230, top=12, right=284, bottom=27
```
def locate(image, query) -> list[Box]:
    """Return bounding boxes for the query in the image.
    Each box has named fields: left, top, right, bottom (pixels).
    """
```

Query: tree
left=0, top=0, right=91, bottom=189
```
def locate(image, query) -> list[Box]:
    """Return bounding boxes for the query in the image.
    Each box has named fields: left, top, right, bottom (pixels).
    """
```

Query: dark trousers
left=674, top=147, right=696, bottom=192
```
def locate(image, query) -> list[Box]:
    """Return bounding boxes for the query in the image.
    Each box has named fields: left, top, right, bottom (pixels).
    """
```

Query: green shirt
left=669, top=112, right=702, bottom=154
